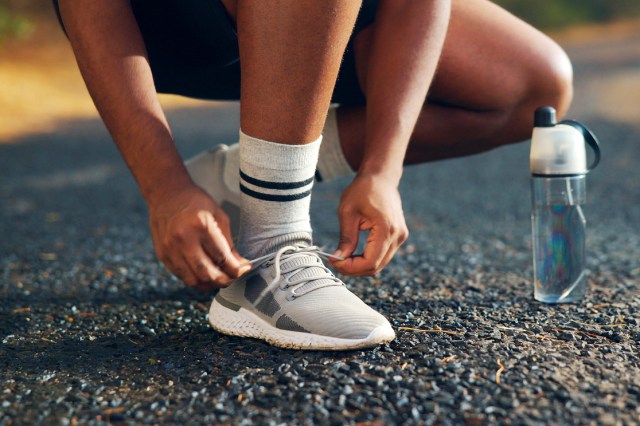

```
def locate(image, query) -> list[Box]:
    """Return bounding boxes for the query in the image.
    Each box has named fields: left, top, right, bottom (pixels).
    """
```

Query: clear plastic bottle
left=532, top=175, right=586, bottom=302
left=530, top=107, right=600, bottom=303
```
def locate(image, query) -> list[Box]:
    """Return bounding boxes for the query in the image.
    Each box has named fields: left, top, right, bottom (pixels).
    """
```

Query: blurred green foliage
left=494, top=0, right=640, bottom=29
left=0, top=1, right=32, bottom=43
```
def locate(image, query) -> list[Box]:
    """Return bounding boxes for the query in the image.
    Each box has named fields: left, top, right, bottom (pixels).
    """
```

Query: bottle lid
left=530, top=107, right=588, bottom=176
left=534, top=106, right=556, bottom=127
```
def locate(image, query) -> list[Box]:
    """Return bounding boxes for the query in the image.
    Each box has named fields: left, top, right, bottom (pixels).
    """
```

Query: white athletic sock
left=317, top=108, right=354, bottom=182
left=222, top=143, right=239, bottom=190
left=238, top=130, right=321, bottom=258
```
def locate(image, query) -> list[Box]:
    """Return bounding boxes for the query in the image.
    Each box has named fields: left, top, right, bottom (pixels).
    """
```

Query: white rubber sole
left=208, top=298, right=395, bottom=351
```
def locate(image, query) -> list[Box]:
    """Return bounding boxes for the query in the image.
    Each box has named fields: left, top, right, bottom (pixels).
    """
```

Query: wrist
left=138, top=159, right=194, bottom=208
left=357, top=131, right=408, bottom=187
left=357, top=161, right=403, bottom=186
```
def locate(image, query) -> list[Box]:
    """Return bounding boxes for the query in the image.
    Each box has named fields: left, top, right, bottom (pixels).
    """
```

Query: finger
left=217, top=215, right=252, bottom=274
left=178, top=227, right=232, bottom=285
left=336, top=224, right=391, bottom=276
left=377, top=240, right=400, bottom=275
left=373, top=225, right=407, bottom=274
left=333, top=209, right=361, bottom=260
left=353, top=227, right=391, bottom=275
left=202, top=221, right=251, bottom=279
left=222, top=226, right=251, bottom=268
left=172, top=259, right=201, bottom=288
left=184, top=248, right=234, bottom=287
left=163, top=251, right=203, bottom=288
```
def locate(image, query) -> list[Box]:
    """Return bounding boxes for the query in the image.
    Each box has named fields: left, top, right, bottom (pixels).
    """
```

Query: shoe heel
left=208, top=298, right=263, bottom=339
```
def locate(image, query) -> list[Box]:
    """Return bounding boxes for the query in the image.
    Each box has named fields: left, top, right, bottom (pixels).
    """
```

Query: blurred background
left=1, top=0, right=639, bottom=142
left=0, top=0, right=214, bottom=142
left=497, top=0, right=640, bottom=29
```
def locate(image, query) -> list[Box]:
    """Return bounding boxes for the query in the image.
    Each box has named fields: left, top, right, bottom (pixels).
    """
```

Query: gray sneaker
left=185, top=145, right=241, bottom=237
left=208, top=237, right=395, bottom=350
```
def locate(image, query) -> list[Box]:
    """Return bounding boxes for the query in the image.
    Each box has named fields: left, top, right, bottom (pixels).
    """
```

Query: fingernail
left=330, top=251, right=346, bottom=263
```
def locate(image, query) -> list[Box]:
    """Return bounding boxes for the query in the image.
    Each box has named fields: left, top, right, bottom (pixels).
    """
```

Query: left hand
left=331, top=173, right=409, bottom=276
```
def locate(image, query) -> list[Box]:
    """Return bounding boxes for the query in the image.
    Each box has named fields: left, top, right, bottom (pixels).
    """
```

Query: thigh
left=429, top=0, right=571, bottom=109
left=352, top=0, right=572, bottom=110
left=332, top=0, right=380, bottom=105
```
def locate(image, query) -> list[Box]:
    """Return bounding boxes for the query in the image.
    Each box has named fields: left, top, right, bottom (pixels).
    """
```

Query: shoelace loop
left=248, top=244, right=344, bottom=299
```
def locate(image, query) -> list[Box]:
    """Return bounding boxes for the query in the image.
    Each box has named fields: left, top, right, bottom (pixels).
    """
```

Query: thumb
left=218, top=215, right=251, bottom=275
left=334, top=211, right=360, bottom=260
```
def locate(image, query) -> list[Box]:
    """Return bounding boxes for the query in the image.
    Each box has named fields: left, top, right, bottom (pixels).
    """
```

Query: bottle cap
left=534, top=106, right=556, bottom=127
left=530, top=107, right=594, bottom=176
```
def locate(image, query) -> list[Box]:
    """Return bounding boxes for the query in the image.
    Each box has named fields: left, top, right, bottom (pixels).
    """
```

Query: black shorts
left=53, top=0, right=378, bottom=105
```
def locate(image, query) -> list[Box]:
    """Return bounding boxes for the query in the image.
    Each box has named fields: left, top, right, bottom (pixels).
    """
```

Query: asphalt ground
left=1, top=33, right=639, bottom=425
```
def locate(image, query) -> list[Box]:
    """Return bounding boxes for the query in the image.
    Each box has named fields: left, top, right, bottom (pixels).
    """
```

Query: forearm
left=359, top=0, right=451, bottom=184
left=58, top=0, right=190, bottom=205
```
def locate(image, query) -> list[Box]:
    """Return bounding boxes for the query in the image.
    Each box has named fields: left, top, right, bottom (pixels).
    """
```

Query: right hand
left=148, top=183, right=250, bottom=290
left=330, top=173, right=408, bottom=276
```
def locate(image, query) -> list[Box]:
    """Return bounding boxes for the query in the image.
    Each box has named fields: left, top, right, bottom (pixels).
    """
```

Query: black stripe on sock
left=240, top=183, right=312, bottom=202
left=239, top=170, right=313, bottom=190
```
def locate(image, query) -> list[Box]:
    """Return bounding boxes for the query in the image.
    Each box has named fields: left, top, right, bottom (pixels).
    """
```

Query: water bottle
left=530, top=106, right=601, bottom=303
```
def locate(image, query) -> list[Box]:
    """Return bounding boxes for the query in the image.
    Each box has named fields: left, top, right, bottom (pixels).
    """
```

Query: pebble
left=558, top=332, right=577, bottom=341
left=2, top=97, right=640, bottom=426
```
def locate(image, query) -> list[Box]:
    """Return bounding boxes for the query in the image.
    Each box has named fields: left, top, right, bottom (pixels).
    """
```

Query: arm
left=59, top=0, right=183, bottom=202
left=333, top=0, right=451, bottom=275
left=58, top=0, right=249, bottom=287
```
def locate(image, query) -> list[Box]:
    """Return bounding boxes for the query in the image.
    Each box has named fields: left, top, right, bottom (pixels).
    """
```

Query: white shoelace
left=246, top=244, right=345, bottom=299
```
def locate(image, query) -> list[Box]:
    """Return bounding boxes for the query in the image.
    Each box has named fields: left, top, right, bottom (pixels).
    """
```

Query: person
left=53, top=0, right=572, bottom=350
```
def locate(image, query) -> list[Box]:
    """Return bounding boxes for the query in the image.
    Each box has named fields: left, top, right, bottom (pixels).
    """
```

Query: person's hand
left=330, top=173, right=409, bottom=276
left=148, top=183, right=251, bottom=290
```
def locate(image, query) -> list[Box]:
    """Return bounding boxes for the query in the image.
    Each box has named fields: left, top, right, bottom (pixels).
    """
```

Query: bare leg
left=229, top=0, right=363, bottom=258
left=234, top=0, right=362, bottom=145
left=339, top=0, right=573, bottom=167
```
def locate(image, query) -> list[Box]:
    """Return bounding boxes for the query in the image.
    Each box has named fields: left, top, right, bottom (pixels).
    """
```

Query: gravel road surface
left=1, top=33, right=639, bottom=425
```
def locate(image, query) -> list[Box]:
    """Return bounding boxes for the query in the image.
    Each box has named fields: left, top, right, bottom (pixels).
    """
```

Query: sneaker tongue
left=281, top=253, right=339, bottom=295
left=259, top=232, right=312, bottom=256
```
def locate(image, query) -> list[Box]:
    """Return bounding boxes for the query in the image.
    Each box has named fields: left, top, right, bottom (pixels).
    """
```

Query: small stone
left=109, top=414, right=125, bottom=422
left=609, top=333, right=624, bottom=343
left=558, top=332, right=577, bottom=341
left=141, top=326, right=156, bottom=336
left=423, top=402, right=439, bottom=414
left=485, top=406, right=507, bottom=416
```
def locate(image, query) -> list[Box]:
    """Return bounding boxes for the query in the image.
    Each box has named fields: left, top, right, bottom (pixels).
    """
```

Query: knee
left=526, top=41, right=574, bottom=119
left=544, top=43, right=573, bottom=118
